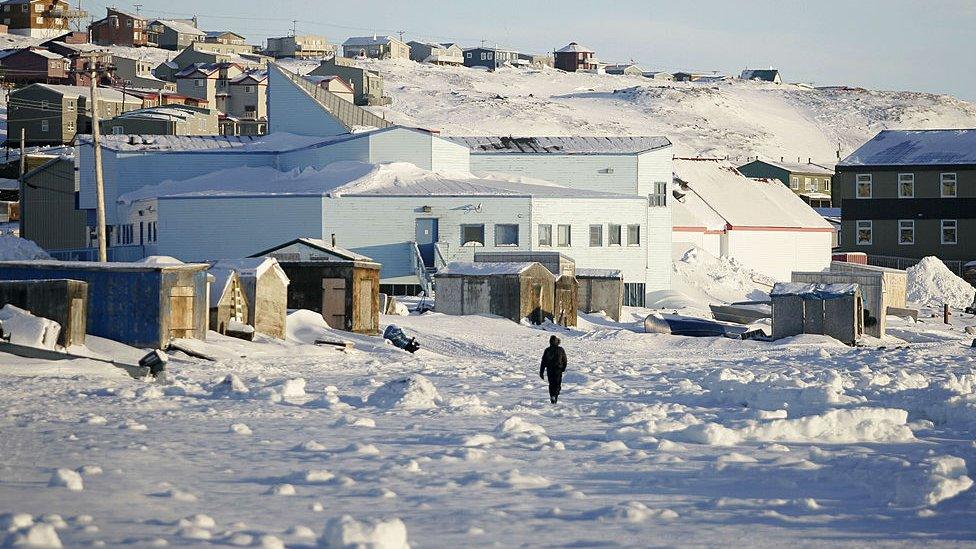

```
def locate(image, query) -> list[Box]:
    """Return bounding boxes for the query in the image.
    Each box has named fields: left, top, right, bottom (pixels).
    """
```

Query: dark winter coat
left=540, top=344, right=567, bottom=379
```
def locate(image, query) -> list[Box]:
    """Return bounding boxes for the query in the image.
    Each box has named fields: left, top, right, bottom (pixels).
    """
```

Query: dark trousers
left=547, top=371, right=563, bottom=399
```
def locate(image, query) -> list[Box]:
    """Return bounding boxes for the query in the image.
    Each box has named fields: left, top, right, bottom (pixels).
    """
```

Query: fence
left=867, top=254, right=964, bottom=275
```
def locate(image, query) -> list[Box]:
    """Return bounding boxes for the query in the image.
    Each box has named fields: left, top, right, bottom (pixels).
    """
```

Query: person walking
left=539, top=335, right=567, bottom=404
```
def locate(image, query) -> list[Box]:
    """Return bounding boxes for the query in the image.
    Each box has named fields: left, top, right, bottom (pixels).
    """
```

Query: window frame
left=537, top=224, right=552, bottom=247
left=941, top=173, right=957, bottom=198
left=650, top=181, right=668, bottom=207
left=557, top=224, right=571, bottom=247
left=589, top=224, right=603, bottom=247
left=608, top=224, right=622, bottom=246
left=627, top=224, right=640, bottom=246
left=855, top=220, right=872, bottom=245
left=898, top=219, right=915, bottom=245
left=897, top=173, right=915, bottom=198
left=40, top=119, right=49, bottom=132
left=493, top=223, right=519, bottom=247
left=855, top=174, right=872, bottom=199
left=790, top=176, right=799, bottom=190
left=460, top=223, right=485, bottom=247
left=941, top=219, right=958, bottom=245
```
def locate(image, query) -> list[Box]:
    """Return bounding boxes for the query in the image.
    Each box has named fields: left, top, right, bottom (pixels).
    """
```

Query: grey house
left=148, top=19, right=205, bottom=51
left=8, top=83, right=141, bottom=145
left=308, top=56, right=390, bottom=106
left=408, top=41, right=463, bottom=65
left=833, top=129, right=976, bottom=268
left=738, top=158, right=835, bottom=207
left=101, top=105, right=219, bottom=136
left=112, top=54, right=175, bottom=90
left=20, top=155, right=87, bottom=251
left=463, top=46, right=519, bottom=70
left=740, top=69, right=782, bottom=83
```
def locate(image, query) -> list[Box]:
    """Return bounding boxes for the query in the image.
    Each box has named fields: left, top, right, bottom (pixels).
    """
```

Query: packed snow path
left=2, top=310, right=976, bottom=547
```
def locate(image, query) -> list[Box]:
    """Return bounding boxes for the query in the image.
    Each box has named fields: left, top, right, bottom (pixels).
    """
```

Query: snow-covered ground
left=3, top=298, right=976, bottom=547
left=280, top=57, right=976, bottom=161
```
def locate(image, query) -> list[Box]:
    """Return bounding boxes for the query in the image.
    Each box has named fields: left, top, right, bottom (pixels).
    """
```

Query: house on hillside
left=8, top=83, right=141, bottom=145
left=148, top=19, right=205, bottom=50
left=740, top=68, right=782, bottom=83
left=0, top=47, right=69, bottom=84
left=554, top=42, right=597, bottom=72
left=673, top=71, right=728, bottom=82
left=342, top=35, right=409, bottom=60
left=206, top=31, right=246, bottom=46
left=265, top=35, right=334, bottom=59
left=737, top=158, right=835, bottom=207
left=223, top=71, right=268, bottom=135
left=112, top=54, right=175, bottom=91
left=41, top=40, right=113, bottom=87
left=833, top=129, right=976, bottom=267
left=407, top=41, right=463, bottom=65
left=462, top=46, right=519, bottom=70
left=0, top=0, right=74, bottom=38
left=671, top=158, right=834, bottom=281
left=89, top=7, right=147, bottom=47
left=308, top=56, right=390, bottom=105
left=605, top=63, right=644, bottom=76
left=305, top=75, right=355, bottom=103
left=643, top=71, right=674, bottom=81
left=100, top=105, right=219, bottom=136
left=174, top=62, right=245, bottom=112
left=518, top=52, right=554, bottom=68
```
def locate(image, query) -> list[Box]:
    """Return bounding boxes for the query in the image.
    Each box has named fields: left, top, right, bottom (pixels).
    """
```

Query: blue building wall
left=268, top=65, right=349, bottom=138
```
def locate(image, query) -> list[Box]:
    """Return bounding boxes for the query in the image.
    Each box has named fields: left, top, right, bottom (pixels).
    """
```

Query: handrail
left=433, top=241, right=450, bottom=269
left=270, top=62, right=393, bottom=131
left=411, top=242, right=434, bottom=295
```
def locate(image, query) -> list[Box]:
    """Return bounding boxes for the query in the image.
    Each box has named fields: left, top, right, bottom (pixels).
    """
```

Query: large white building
left=68, top=61, right=675, bottom=303
left=671, top=158, right=833, bottom=281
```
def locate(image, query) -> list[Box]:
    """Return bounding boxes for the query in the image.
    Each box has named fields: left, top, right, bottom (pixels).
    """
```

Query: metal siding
left=727, top=230, right=832, bottom=281
left=268, top=64, right=349, bottom=137
left=431, top=136, right=471, bottom=172
left=277, top=138, right=369, bottom=171
left=157, top=196, right=325, bottom=261
left=468, top=154, right=639, bottom=195
left=369, top=128, right=433, bottom=169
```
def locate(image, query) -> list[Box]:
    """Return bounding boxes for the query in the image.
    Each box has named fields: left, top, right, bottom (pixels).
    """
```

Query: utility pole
left=397, top=30, right=405, bottom=43
left=292, top=20, right=297, bottom=37
left=133, top=4, right=142, bottom=15
left=18, top=128, right=25, bottom=181
left=76, top=53, right=113, bottom=262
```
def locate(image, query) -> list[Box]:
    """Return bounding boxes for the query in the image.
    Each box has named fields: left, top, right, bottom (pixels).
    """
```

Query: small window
left=480, top=52, right=486, bottom=60
left=244, top=85, right=254, bottom=93
left=538, top=224, right=552, bottom=247
left=941, top=173, right=957, bottom=198
left=126, top=18, right=132, bottom=27
left=856, top=220, right=872, bottom=245
left=623, top=283, right=645, bottom=307
left=34, top=3, right=42, bottom=12
left=112, top=126, right=123, bottom=135
left=466, top=52, right=471, bottom=58
left=40, top=119, right=49, bottom=132
left=494, top=224, right=519, bottom=246
left=805, top=177, right=812, bottom=191
left=557, top=224, right=571, bottom=247
left=898, top=220, right=914, bottom=245
left=589, top=225, right=603, bottom=247
left=898, top=173, right=914, bottom=198
left=461, top=224, right=485, bottom=246
left=608, top=224, right=621, bottom=246
left=627, top=224, right=640, bottom=246
left=650, top=181, right=667, bottom=207
left=856, top=174, right=872, bottom=199
left=824, top=177, right=831, bottom=191
left=942, top=220, right=957, bottom=245
left=35, top=16, right=43, bottom=24
left=195, top=79, right=204, bottom=87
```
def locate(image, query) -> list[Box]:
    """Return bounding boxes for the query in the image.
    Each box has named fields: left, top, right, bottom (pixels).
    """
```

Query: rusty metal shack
left=575, top=268, right=624, bottom=321
left=0, top=279, right=88, bottom=347
left=435, top=261, right=556, bottom=325
left=0, top=260, right=209, bottom=348
left=792, top=262, right=906, bottom=338
left=771, top=282, right=864, bottom=345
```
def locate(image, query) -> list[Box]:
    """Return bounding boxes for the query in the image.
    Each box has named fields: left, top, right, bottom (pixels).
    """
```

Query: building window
left=805, top=177, right=813, bottom=191
left=627, top=224, right=640, bottom=246
left=941, top=173, right=957, bottom=197
left=538, top=224, right=552, bottom=247
left=245, top=85, right=254, bottom=93
left=898, top=173, right=914, bottom=198
left=35, top=16, right=43, bottom=24
left=898, top=220, right=915, bottom=245
left=494, top=224, right=519, bottom=246
left=40, top=120, right=48, bottom=132
left=460, top=224, right=485, bottom=246
left=608, top=224, right=621, bottom=246
left=856, top=220, right=872, bottom=245
left=557, top=224, right=571, bottom=247
left=856, top=174, right=872, bottom=199
left=589, top=225, right=603, bottom=247
left=480, top=52, right=486, bottom=60
left=650, top=181, right=667, bottom=207
left=623, top=283, right=645, bottom=307
left=195, top=79, right=204, bottom=87
left=942, top=220, right=958, bottom=245
left=34, top=3, right=42, bottom=12
left=824, top=177, right=831, bottom=192
left=466, top=52, right=471, bottom=58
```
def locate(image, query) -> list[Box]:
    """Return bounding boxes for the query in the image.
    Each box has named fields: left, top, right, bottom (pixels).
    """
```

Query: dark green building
left=737, top=159, right=835, bottom=207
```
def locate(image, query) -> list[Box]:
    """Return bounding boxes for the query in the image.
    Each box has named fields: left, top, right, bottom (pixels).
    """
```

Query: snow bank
left=894, top=456, right=974, bottom=508
left=367, top=375, right=441, bottom=409
left=666, top=245, right=772, bottom=309
left=0, top=236, right=51, bottom=260
left=907, top=256, right=975, bottom=309
left=48, top=468, right=83, bottom=491
left=319, top=515, right=409, bottom=549
left=137, top=255, right=184, bottom=266
left=286, top=309, right=334, bottom=344
left=3, top=522, right=62, bottom=548
left=0, top=304, right=60, bottom=350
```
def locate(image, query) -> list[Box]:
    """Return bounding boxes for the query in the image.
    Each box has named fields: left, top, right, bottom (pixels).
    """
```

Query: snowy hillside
left=282, top=58, right=976, bottom=162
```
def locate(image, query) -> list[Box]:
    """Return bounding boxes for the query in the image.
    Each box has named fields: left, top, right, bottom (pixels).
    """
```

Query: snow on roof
left=575, top=268, right=622, bottom=279
left=438, top=261, right=538, bottom=276
left=0, top=259, right=208, bottom=271
left=209, top=257, right=286, bottom=280
left=343, top=35, right=400, bottom=47
left=153, top=19, right=206, bottom=36
left=740, top=69, right=780, bottom=81
left=445, top=136, right=671, bottom=155
left=838, top=129, right=976, bottom=167
left=555, top=42, right=594, bottom=54
left=137, top=255, right=184, bottom=266
left=229, top=71, right=267, bottom=84
left=113, top=106, right=210, bottom=122
left=131, top=161, right=636, bottom=203
left=82, top=131, right=339, bottom=153
left=673, top=159, right=832, bottom=230
left=254, top=238, right=373, bottom=263
left=30, top=84, right=138, bottom=103
left=17, top=48, right=64, bottom=60
left=755, top=159, right=834, bottom=175
left=206, top=264, right=237, bottom=307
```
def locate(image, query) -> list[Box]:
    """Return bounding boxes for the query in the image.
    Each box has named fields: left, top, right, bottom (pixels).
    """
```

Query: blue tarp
left=770, top=282, right=858, bottom=300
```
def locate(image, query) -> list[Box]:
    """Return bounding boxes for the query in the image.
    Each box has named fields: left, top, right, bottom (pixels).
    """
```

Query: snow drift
left=368, top=375, right=442, bottom=409
left=907, top=256, right=975, bottom=309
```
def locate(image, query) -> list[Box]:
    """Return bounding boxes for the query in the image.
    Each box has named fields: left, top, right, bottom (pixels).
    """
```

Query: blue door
left=415, top=218, right=439, bottom=267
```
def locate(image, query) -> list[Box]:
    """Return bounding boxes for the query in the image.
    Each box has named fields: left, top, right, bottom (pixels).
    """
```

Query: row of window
left=458, top=223, right=642, bottom=248
left=856, top=173, right=958, bottom=199
left=790, top=176, right=831, bottom=192
left=855, top=219, right=958, bottom=246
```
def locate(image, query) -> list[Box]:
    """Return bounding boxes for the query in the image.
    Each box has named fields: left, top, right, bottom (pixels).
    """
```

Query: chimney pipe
left=780, top=156, right=783, bottom=162
left=331, top=233, right=336, bottom=247
left=808, top=157, right=811, bottom=164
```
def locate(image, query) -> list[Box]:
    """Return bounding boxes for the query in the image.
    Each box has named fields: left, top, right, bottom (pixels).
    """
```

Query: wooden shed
left=771, top=282, right=864, bottom=345
left=792, top=262, right=906, bottom=338
left=554, top=275, right=579, bottom=327
left=207, top=265, right=249, bottom=336
left=434, top=262, right=555, bottom=325
left=210, top=258, right=289, bottom=339
left=576, top=268, right=624, bottom=321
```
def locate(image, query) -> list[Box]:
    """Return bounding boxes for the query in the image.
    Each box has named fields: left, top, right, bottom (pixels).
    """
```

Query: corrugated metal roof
left=555, top=42, right=594, bottom=53
left=438, top=261, right=537, bottom=276
left=838, top=129, right=976, bottom=167
left=444, top=135, right=671, bottom=155
left=153, top=19, right=206, bottom=36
